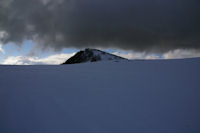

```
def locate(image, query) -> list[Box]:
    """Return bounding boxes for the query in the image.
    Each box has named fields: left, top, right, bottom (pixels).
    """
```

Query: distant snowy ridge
left=62, top=48, right=128, bottom=64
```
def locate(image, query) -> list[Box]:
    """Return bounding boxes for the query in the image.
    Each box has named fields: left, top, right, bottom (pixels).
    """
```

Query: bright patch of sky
left=0, top=40, right=34, bottom=63
left=0, top=40, right=79, bottom=64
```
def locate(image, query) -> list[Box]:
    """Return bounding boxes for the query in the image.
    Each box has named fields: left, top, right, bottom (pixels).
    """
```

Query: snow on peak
left=63, top=48, right=127, bottom=64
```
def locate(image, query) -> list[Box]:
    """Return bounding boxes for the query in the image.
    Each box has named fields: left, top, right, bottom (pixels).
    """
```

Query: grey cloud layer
left=0, top=0, right=200, bottom=52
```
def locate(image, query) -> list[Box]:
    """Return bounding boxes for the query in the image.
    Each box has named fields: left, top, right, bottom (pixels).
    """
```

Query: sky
left=0, top=0, right=200, bottom=64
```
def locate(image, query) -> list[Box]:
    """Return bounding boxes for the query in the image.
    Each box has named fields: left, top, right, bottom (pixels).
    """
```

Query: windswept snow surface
left=0, top=59, right=200, bottom=133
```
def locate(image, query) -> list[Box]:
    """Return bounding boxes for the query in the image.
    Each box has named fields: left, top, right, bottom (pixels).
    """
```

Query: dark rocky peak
left=62, top=48, right=127, bottom=64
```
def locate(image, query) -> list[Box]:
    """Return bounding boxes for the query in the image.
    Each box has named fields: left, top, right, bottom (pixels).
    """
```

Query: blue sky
left=0, top=40, right=78, bottom=63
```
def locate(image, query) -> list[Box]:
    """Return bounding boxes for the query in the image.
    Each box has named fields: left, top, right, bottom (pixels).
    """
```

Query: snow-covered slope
left=0, top=58, right=200, bottom=133
left=63, top=48, right=127, bottom=64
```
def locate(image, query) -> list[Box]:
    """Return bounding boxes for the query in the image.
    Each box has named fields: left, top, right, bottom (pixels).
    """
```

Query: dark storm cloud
left=0, top=0, right=200, bottom=52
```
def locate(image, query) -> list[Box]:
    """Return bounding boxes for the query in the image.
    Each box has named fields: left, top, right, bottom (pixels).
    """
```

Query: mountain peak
left=62, top=48, right=127, bottom=64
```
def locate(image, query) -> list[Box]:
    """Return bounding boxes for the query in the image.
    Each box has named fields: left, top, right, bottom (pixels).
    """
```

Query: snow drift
left=0, top=58, right=200, bottom=133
